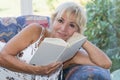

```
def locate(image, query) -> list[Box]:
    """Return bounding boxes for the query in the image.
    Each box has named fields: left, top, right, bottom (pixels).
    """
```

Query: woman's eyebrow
left=70, top=22, right=77, bottom=25
left=60, top=17, right=64, bottom=20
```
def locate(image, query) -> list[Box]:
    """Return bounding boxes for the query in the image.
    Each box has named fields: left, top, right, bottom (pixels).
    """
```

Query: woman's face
left=51, top=13, right=79, bottom=41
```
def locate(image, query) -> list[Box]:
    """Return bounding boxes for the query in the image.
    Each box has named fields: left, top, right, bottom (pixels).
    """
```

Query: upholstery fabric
left=0, top=15, right=49, bottom=42
left=63, top=65, right=111, bottom=80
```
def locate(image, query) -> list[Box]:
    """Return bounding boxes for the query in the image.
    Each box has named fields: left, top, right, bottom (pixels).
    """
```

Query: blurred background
left=0, top=0, right=120, bottom=78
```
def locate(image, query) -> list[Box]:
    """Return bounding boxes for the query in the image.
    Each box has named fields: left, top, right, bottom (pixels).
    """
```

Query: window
left=0, top=0, right=20, bottom=17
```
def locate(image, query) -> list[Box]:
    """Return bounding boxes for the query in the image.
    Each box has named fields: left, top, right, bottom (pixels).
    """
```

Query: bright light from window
left=0, top=0, right=20, bottom=17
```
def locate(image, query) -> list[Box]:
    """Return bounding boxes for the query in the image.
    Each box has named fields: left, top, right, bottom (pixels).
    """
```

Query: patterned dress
left=0, top=28, right=62, bottom=80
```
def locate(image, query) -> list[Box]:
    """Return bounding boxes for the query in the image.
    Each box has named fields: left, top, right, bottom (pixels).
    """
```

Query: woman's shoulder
left=25, top=23, right=43, bottom=32
left=25, top=23, right=50, bottom=43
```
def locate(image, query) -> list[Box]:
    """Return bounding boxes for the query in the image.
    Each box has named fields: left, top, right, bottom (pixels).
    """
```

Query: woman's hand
left=33, top=62, right=62, bottom=75
left=67, top=32, right=86, bottom=43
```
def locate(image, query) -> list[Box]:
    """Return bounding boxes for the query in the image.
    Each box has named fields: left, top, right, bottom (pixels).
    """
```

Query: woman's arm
left=0, top=23, right=61, bottom=75
left=82, top=40, right=112, bottom=68
left=64, top=40, right=112, bottom=69
left=63, top=50, right=96, bottom=69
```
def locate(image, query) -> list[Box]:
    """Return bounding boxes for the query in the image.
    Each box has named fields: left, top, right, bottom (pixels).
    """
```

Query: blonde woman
left=0, top=2, right=111, bottom=80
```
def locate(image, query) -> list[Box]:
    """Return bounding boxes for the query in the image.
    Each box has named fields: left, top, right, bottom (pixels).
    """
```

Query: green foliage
left=110, top=0, right=120, bottom=72
left=46, top=0, right=58, bottom=11
left=111, top=53, right=120, bottom=72
left=113, top=0, right=120, bottom=46
left=85, top=0, right=114, bottom=50
left=46, top=0, right=55, bottom=10
left=85, top=0, right=120, bottom=72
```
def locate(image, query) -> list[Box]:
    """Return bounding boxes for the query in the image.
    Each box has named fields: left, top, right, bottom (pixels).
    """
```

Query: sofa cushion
left=0, top=15, right=50, bottom=42
left=23, top=15, right=50, bottom=28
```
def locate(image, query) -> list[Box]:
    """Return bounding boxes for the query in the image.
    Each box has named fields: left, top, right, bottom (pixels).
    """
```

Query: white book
left=29, top=33, right=87, bottom=66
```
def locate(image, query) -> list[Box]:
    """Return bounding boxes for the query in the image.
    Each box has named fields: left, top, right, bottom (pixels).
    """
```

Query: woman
left=0, top=2, right=112, bottom=80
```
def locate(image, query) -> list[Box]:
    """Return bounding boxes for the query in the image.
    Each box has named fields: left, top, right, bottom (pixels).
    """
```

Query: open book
left=29, top=33, right=87, bottom=65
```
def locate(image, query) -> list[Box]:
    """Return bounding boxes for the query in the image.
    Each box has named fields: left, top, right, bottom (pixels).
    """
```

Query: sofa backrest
left=0, top=15, right=50, bottom=42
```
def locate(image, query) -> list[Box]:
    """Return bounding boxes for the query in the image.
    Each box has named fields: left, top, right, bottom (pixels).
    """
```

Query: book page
left=29, top=39, right=67, bottom=66
left=58, top=37, right=86, bottom=62
left=58, top=33, right=87, bottom=62
left=43, top=38, right=67, bottom=46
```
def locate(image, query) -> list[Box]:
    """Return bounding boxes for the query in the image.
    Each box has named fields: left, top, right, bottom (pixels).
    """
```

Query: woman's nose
left=61, top=24, right=68, bottom=31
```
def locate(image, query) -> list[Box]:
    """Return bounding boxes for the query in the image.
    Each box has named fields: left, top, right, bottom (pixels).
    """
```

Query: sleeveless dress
left=0, top=27, right=62, bottom=80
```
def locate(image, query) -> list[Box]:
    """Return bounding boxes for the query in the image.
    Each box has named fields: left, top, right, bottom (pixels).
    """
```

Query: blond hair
left=51, top=2, right=87, bottom=34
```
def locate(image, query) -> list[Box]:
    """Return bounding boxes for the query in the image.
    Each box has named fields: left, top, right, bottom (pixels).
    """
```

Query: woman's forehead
left=57, top=12, right=76, bottom=21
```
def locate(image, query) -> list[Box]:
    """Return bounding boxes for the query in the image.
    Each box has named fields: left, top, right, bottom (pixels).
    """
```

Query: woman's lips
left=56, top=32, right=67, bottom=38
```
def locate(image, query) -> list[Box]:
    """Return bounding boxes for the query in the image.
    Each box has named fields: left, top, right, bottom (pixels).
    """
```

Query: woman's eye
left=57, top=19, right=63, bottom=23
left=70, top=24, right=75, bottom=28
